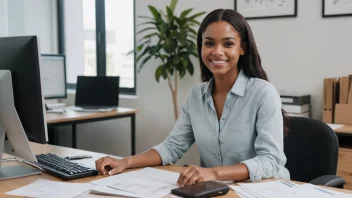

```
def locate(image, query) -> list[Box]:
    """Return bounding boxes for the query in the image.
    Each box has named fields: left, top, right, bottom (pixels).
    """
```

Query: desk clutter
left=280, top=94, right=311, bottom=118
left=323, top=75, right=352, bottom=124
left=6, top=167, right=352, bottom=198
left=230, top=180, right=351, bottom=198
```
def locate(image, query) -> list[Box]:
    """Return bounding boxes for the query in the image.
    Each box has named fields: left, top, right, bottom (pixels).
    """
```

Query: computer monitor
left=0, top=71, right=41, bottom=180
left=40, top=54, right=67, bottom=99
left=0, top=36, right=48, bottom=144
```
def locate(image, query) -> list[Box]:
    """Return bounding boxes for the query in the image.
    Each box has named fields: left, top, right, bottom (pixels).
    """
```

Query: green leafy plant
left=135, top=0, right=205, bottom=120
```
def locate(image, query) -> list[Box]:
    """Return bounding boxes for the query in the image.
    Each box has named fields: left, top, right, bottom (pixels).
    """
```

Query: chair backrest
left=284, top=117, right=339, bottom=182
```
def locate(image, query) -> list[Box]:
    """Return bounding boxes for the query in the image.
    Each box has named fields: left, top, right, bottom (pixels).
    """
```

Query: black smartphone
left=64, top=155, right=92, bottom=160
left=171, top=180, right=230, bottom=198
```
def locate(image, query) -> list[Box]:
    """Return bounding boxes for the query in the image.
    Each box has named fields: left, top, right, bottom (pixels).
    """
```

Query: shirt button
left=225, top=105, right=229, bottom=108
left=221, top=118, right=225, bottom=121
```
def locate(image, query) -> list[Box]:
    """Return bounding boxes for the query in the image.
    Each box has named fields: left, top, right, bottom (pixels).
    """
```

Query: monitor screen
left=0, top=36, right=48, bottom=143
left=40, top=54, right=67, bottom=99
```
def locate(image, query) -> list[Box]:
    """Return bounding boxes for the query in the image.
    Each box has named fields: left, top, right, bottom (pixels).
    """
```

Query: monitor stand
left=0, top=125, right=41, bottom=180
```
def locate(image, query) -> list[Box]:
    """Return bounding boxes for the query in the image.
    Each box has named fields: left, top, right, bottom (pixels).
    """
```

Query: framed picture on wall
left=234, top=0, right=297, bottom=19
left=323, top=0, right=352, bottom=17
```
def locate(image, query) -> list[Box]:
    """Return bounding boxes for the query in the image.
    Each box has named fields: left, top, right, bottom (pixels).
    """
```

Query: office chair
left=284, top=117, right=345, bottom=188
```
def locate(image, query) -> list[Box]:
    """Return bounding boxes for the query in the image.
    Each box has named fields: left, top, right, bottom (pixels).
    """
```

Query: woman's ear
left=240, top=44, right=246, bottom=56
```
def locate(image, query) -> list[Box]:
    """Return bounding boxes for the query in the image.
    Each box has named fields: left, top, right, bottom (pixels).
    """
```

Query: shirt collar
left=202, top=69, right=249, bottom=97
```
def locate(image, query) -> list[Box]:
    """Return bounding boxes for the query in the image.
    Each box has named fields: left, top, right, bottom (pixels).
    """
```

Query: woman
left=95, top=9, right=290, bottom=186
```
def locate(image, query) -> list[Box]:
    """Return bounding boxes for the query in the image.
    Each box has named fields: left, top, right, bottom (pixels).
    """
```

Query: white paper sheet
left=326, top=123, right=345, bottom=130
left=6, top=179, right=94, bottom=198
left=90, top=185, right=140, bottom=197
left=90, top=167, right=179, bottom=198
left=229, top=180, right=352, bottom=198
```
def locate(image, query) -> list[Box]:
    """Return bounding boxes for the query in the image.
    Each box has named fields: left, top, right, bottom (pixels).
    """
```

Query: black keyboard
left=35, top=153, right=98, bottom=180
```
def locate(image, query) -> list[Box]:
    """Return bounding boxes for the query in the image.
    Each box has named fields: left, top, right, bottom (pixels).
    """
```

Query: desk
left=1, top=143, right=352, bottom=197
left=334, top=124, right=352, bottom=136
left=46, top=107, right=138, bottom=155
left=331, top=124, right=352, bottom=190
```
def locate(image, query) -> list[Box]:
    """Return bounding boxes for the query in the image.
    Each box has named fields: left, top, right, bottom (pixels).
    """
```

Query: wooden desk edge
left=46, top=107, right=138, bottom=124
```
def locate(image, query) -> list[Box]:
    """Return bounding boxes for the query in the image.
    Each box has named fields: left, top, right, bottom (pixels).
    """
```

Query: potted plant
left=134, top=0, right=205, bottom=120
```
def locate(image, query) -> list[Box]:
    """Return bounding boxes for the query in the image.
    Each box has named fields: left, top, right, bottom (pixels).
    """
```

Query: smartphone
left=171, top=180, right=230, bottom=198
left=64, top=155, right=92, bottom=160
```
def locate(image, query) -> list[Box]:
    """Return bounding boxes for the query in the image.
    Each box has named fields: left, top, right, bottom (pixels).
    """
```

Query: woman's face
left=201, top=21, right=244, bottom=79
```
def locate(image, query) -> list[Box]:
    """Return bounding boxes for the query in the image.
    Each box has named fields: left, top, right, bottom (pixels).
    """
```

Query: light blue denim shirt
left=153, top=70, right=290, bottom=181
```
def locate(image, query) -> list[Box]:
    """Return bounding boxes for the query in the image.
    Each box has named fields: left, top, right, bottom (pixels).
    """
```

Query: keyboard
left=35, top=153, right=98, bottom=180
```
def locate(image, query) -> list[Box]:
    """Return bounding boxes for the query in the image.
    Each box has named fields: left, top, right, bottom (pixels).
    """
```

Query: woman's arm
left=177, top=164, right=249, bottom=186
left=240, top=83, right=286, bottom=181
left=95, top=149, right=162, bottom=175
left=96, top=86, right=196, bottom=175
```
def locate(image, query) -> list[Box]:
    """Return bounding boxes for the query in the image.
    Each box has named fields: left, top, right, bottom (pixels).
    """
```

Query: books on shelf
left=280, top=94, right=310, bottom=105
left=282, top=104, right=310, bottom=114
left=280, top=94, right=311, bottom=118
left=287, top=112, right=310, bottom=118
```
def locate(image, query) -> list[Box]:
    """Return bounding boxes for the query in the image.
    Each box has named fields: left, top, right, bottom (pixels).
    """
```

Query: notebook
left=73, top=76, right=119, bottom=112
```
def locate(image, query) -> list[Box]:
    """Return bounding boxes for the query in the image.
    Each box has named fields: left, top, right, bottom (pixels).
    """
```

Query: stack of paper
left=5, top=179, right=94, bottom=198
left=230, top=180, right=352, bottom=198
left=89, top=167, right=180, bottom=198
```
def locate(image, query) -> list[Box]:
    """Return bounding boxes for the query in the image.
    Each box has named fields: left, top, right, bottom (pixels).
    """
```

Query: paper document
left=90, top=186, right=140, bottom=197
left=90, top=167, right=179, bottom=198
left=326, top=123, right=345, bottom=130
left=229, top=180, right=352, bottom=198
left=6, top=179, right=94, bottom=198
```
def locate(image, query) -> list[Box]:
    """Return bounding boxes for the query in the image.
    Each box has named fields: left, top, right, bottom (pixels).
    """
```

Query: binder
left=280, top=94, right=310, bottom=105
left=322, top=78, right=337, bottom=123
left=339, top=77, right=350, bottom=104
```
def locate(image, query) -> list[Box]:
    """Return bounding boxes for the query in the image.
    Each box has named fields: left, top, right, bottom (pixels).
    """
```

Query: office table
left=334, top=124, right=352, bottom=136
left=331, top=124, right=352, bottom=190
left=1, top=143, right=352, bottom=198
left=46, top=107, right=138, bottom=155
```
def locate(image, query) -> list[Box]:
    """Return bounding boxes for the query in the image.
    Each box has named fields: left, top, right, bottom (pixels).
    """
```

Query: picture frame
left=234, top=0, right=297, bottom=20
left=323, top=0, right=352, bottom=17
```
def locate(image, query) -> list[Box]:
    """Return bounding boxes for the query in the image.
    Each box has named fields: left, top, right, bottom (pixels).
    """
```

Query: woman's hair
left=197, top=9, right=289, bottom=135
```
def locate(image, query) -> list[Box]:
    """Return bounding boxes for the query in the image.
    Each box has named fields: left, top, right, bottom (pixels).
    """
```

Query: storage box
left=334, top=75, right=352, bottom=124
left=335, top=104, right=352, bottom=125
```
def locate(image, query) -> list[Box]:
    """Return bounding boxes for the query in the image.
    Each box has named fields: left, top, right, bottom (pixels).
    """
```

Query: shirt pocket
left=226, top=121, right=251, bottom=153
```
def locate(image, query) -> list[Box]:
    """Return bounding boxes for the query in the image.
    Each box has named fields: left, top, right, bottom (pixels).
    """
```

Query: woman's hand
left=177, top=165, right=217, bottom=186
left=95, top=156, right=129, bottom=176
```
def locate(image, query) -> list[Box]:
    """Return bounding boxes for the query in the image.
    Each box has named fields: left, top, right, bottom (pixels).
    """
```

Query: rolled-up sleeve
left=152, top=87, right=195, bottom=165
left=241, top=83, right=286, bottom=181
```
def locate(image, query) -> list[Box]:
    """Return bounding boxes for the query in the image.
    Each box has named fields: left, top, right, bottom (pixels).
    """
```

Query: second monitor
left=40, top=54, right=67, bottom=99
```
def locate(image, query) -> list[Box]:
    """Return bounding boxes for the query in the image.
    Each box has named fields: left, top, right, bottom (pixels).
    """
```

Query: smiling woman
left=95, top=9, right=290, bottom=187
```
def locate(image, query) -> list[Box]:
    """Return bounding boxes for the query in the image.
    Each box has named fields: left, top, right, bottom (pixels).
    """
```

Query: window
left=59, top=0, right=136, bottom=94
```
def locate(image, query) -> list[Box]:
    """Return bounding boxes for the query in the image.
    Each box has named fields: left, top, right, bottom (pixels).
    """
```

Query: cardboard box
left=323, top=78, right=338, bottom=123
left=335, top=104, right=352, bottom=124
left=339, top=77, right=350, bottom=104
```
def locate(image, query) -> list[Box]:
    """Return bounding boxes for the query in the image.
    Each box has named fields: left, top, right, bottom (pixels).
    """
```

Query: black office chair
left=284, top=117, right=345, bottom=188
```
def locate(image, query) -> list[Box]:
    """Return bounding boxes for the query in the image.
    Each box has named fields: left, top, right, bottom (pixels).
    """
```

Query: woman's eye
left=204, top=42, right=214, bottom=46
left=224, top=42, right=234, bottom=47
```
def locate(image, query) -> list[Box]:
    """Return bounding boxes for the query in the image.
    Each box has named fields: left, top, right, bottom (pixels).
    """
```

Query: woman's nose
left=212, top=45, right=224, bottom=56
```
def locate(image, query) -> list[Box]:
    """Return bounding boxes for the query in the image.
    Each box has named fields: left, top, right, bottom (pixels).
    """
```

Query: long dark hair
left=197, top=9, right=289, bottom=135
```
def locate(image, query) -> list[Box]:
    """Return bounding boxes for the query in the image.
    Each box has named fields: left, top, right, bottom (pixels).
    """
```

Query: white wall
left=248, top=1, right=352, bottom=120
